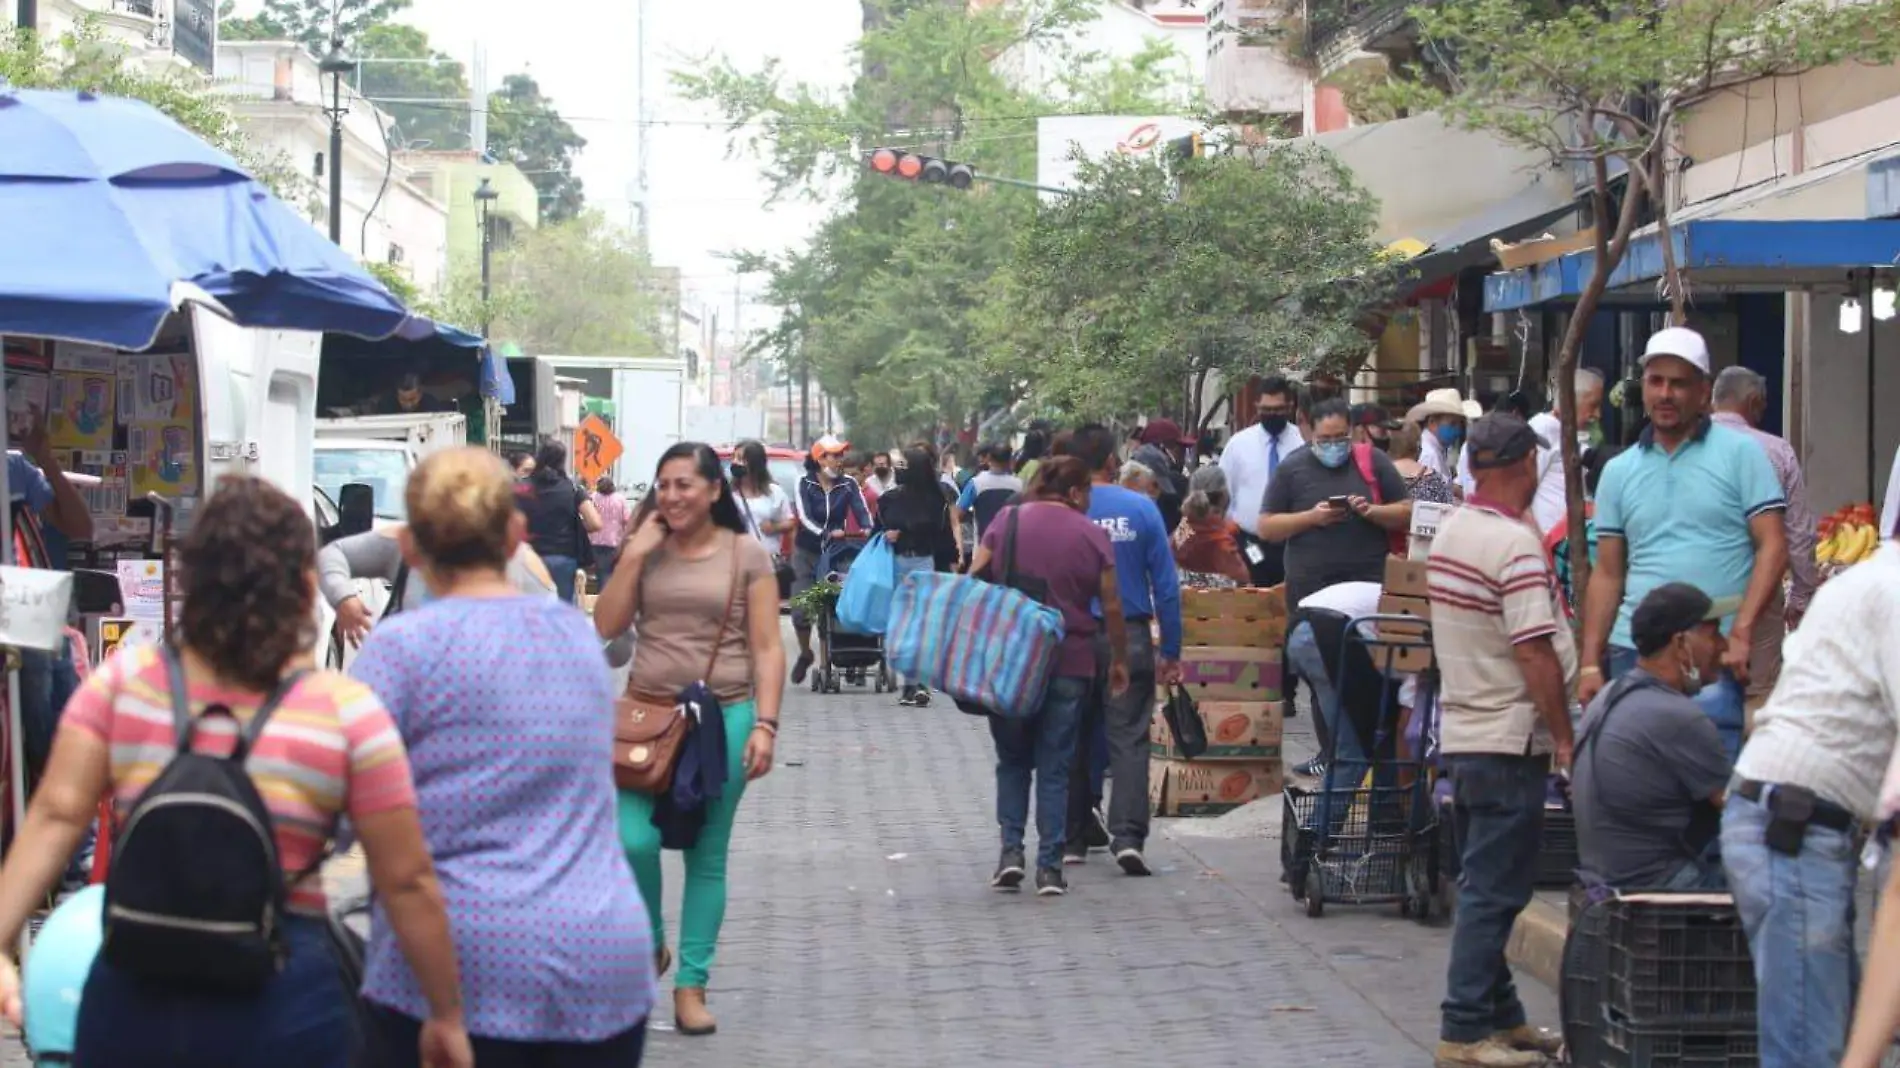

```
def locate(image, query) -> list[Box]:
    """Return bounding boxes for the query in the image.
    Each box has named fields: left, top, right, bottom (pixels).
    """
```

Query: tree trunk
left=1650, top=129, right=1689, bottom=325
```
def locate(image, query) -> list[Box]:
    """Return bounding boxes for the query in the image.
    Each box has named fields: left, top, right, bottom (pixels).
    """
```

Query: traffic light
left=1167, top=132, right=1205, bottom=162
left=866, top=148, right=976, bottom=190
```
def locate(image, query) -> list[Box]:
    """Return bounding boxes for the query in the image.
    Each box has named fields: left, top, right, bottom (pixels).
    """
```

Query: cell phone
left=1327, top=495, right=1351, bottom=509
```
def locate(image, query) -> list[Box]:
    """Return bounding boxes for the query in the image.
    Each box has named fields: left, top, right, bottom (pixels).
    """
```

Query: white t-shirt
left=738, top=485, right=792, bottom=556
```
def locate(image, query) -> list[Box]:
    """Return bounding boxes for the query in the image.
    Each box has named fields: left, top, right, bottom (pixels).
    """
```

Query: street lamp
left=474, top=176, right=500, bottom=337
left=318, top=37, right=357, bottom=245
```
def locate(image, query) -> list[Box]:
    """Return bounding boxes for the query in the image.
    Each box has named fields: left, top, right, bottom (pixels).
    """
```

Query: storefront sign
left=173, top=0, right=217, bottom=73
left=0, top=567, right=73, bottom=652
left=96, top=617, right=158, bottom=661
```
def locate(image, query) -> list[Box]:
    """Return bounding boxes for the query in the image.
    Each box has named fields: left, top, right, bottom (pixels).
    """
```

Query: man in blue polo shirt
left=1062, top=424, right=1182, bottom=875
left=1579, top=327, right=1788, bottom=761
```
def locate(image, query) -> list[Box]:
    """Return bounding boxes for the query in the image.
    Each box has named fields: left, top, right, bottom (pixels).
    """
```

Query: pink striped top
left=62, top=644, right=417, bottom=916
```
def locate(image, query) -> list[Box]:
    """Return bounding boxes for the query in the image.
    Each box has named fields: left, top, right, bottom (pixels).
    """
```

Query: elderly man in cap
left=1130, top=418, right=1192, bottom=533
left=1578, top=327, right=1787, bottom=764
left=1572, top=582, right=1733, bottom=893
left=1427, top=412, right=1574, bottom=1068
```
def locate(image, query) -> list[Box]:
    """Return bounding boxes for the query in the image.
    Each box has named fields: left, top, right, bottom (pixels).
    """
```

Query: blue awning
left=1484, top=218, right=1900, bottom=312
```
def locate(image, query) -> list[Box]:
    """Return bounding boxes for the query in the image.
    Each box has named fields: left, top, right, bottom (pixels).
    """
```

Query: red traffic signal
left=865, top=148, right=976, bottom=190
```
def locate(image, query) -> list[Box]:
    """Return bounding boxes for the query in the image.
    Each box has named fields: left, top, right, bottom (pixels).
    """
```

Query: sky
left=240, top=0, right=863, bottom=345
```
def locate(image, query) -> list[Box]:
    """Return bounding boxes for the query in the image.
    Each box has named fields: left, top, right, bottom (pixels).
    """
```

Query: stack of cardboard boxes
left=1373, top=556, right=1434, bottom=673
left=1149, top=586, right=1289, bottom=816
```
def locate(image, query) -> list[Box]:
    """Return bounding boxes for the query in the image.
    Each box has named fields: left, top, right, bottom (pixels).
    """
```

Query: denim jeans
left=1607, top=646, right=1745, bottom=763
left=20, top=637, right=94, bottom=884
left=989, top=676, right=1090, bottom=870
left=1721, top=791, right=1860, bottom=1068
left=1287, top=621, right=1366, bottom=766
left=1441, top=752, right=1548, bottom=1044
left=544, top=554, right=581, bottom=603
left=1067, top=629, right=1157, bottom=850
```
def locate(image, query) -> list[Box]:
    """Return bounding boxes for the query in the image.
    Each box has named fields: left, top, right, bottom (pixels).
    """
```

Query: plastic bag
left=1161, top=686, right=1209, bottom=760
left=835, top=533, right=897, bottom=635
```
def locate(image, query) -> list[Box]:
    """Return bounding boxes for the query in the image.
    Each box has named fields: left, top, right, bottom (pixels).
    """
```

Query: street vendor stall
left=0, top=85, right=432, bottom=871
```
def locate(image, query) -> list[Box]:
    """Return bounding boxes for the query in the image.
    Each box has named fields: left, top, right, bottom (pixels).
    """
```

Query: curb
left=1507, top=893, right=1569, bottom=990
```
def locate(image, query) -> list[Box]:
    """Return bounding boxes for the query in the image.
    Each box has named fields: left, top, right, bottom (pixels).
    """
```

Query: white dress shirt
left=1218, top=420, right=1306, bottom=533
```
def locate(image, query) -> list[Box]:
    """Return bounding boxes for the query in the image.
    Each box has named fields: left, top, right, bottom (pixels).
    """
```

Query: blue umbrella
left=0, top=85, right=411, bottom=349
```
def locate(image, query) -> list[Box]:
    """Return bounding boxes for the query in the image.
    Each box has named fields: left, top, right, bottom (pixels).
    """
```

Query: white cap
left=1640, top=327, right=1711, bottom=376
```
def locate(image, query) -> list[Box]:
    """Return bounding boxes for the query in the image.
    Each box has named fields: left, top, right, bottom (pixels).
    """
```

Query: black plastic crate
left=1536, top=807, right=1579, bottom=888
left=1599, top=1010, right=1758, bottom=1068
left=1606, top=896, right=1757, bottom=1026
left=1561, top=898, right=1612, bottom=1068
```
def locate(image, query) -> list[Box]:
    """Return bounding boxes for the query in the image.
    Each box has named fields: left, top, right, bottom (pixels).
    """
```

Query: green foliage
left=675, top=0, right=1198, bottom=446
left=788, top=578, right=841, bottom=621
left=485, top=74, right=588, bottom=223
left=984, top=146, right=1395, bottom=426
left=1, top=21, right=305, bottom=201
left=436, top=212, right=659, bottom=357
left=218, top=0, right=412, bottom=53
left=363, top=260, right=420, bottom=306
left=357, top=22, right=473, bottom=150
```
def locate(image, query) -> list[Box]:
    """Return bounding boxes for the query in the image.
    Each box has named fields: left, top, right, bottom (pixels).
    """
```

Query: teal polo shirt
left=1594, top=417, right=1785, bottom=650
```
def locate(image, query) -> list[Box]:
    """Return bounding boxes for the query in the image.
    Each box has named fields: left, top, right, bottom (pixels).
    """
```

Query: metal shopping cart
left=1280, top=610, right=1440, bottom=920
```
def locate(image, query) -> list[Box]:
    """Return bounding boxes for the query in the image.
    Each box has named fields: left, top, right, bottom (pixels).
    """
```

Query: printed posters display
left=115, top=559, right=166, bottom=621
left=129, top=422, right=197, bottom=499
left=96, top=617, right=160, bottom=660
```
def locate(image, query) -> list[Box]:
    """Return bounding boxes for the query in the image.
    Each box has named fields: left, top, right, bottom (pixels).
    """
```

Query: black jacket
left=876, top=482, right=951, bottom=560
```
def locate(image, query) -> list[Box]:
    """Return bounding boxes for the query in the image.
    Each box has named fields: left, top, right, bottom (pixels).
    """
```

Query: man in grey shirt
left=1258, top=398, right=1412, bottom=609
left=1573, top=583, right=1733, bottom=890
left=320, top=526, right=556, bottom=644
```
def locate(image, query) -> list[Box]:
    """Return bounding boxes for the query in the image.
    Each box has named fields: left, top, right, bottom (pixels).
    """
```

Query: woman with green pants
left=594, top=442, right=787, bottom=1037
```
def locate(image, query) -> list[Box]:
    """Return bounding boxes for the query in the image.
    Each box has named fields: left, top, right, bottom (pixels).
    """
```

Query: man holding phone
left=1259, top=398, right=1412, bottom=611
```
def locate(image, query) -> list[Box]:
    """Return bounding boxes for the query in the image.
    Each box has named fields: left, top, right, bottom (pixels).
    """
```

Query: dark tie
left=1267, top=436, right=1281, bottom=483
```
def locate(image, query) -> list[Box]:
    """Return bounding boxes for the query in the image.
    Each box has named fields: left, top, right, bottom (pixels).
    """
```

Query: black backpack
left=102, top=648, right=312, bottom=993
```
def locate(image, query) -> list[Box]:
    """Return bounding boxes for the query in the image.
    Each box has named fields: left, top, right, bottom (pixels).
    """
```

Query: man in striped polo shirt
left=1428, top=414, right=1576, bottom=1068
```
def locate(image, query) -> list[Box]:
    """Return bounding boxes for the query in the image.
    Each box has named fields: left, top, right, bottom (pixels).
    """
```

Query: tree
left=1368, top=0, right=1900, bottom=593
left=675, top=0, right=1195, bottom=446
left=2, top=21, right=306, bottom=202
left=356, top=22, right=473, bottom=150
left=436, top=212, right=660, bottom=358
left=217, top=0, right=411, bottom=53
left=486, top=74, right=587, bottom=223
left=983, top=145, right=1395, bottom=430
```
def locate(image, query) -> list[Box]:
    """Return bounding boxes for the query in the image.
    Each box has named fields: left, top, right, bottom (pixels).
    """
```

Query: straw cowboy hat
left=1406, top=388, right=1476, bottom=424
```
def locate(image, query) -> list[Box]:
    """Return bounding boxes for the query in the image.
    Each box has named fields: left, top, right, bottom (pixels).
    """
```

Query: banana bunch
left=1819, top=522, right=1880, bottom=565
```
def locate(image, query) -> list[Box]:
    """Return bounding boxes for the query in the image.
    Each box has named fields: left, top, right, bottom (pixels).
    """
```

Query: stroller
left=811, top=539, right=895, bottom=695
left=1281, top=609, right=1441, bottom=920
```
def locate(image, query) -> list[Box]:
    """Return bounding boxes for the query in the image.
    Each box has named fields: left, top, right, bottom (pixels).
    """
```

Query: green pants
left=616, top=698, right=753, bottom=989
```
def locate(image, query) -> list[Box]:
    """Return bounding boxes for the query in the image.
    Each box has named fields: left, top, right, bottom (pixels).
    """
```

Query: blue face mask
left=1313, top=441, right=1351, bottom=469
left=1436, top=423, right=1464, bottom=448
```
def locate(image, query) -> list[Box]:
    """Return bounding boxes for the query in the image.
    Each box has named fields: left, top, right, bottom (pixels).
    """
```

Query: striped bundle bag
left=885, top=507, right=1065, bottom=719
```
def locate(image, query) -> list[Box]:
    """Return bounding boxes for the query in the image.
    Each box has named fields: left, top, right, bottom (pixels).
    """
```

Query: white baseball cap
left=1640, top=327, right=1711, bottom=376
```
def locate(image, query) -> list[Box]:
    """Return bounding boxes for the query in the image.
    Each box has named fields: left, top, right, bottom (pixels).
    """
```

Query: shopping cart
left=812, top=540, right=894, bottom=695
left=1281, top=611, right=1440, bottom=920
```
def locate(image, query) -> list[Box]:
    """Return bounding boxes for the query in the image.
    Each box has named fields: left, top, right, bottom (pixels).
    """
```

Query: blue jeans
left=1607, top=646, right=1745, bottom=763
left=1721, top=791, right=1860, bottom=1068
left=544, top=553, right=581, bottom=603
left=1287, top=621, right=1366, bottom=766
left=20, top=637, right=95, bottom=884
left=1441, top=753, right=1548, bottom=1044
left=74, top=916, right=347, bottom=1067
left=989, top=676, right=1090, bottom=870
left=893, top=553, right=935, bottom=688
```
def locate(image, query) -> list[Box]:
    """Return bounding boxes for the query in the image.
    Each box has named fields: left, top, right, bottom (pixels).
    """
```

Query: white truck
left=683, top=405, right=768, bottom=448
left=313, top=412, right=468, bottom=524
left=542, top=355, right=685, bottom=497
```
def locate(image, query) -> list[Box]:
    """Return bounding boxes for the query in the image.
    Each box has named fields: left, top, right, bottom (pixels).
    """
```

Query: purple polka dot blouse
left=350, top=596, right=656, bottom=1041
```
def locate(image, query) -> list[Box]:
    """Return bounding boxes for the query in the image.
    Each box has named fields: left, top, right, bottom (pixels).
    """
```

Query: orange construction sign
left=573, top=414, right=623, bottom=485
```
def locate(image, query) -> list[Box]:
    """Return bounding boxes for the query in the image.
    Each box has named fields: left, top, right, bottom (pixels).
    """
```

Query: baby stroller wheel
left=1304, top=868, right=1325, bottom=918
left=825, top=671, right=843, bottom=694
left=873, top=672, right=889, bottom=694
left=879, top=664, right=895, bottom=692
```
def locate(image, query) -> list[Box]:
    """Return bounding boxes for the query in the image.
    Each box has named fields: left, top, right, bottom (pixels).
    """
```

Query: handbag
left=835, top=532, right=897, bottom=635
left=613, top=535, right=741, bottom=794
left=886, top=506, right=1064, bottom=719
left=1351, top=443, right=1409, bottom=556
left=1160, top=686, right=1209, bottom=759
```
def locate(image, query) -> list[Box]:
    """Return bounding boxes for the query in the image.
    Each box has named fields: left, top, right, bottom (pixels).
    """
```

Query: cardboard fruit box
left=1150, top=757, right=1285, bottom=817
left=1370, top=592, right=1434, bottom=673
left=1181, top=647, right=1283, bottom=702
left=1383, top=555, right=1430, bottom=598
left=1180, top=586, right=1288, bottom=648
left=1150, top=699, right=1284, bottom=758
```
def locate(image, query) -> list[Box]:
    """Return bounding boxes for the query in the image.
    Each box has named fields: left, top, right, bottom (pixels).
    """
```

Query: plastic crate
left=1561, top=898, right=1613, bottom=1068
left=1606, top=896, right=1758, bottom=1026
left=1536, top=807, right=1579, bottom=888
left=1599, top=1010, right=1758, bottom=1068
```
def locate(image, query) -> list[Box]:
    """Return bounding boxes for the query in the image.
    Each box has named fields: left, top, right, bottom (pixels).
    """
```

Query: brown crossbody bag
left=614, top=535, right=741, bottom=794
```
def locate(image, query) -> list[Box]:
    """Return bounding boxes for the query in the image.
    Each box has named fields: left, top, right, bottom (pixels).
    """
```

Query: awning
left=1484, top=218, right=1900, bottom=311
left=1486, top=146, right=1900, bottom=311
left=1267, top=113, right=1575, bottom=246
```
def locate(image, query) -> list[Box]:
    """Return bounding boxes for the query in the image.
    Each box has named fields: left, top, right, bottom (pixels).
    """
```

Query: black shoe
left=897, top=689, right=920, bottom=707
left=1061, top=844, right=1088, bottom=866
left=1294, top=757, right=1327, bottom=778
left=912, top=688, right=930, bottom=707
left=991, top=848, right=1027, bottom=890
left=1036, top=867, right=1068, bottom=896
left=1084, top=807, right=1111, bottom=850
left=1114, top=844, right=1152, bottom=876
left=791, top=653, right=814, bottom=685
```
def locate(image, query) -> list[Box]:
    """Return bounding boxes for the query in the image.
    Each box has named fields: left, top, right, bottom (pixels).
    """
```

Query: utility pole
left=632, top=0, right=651, bottom=238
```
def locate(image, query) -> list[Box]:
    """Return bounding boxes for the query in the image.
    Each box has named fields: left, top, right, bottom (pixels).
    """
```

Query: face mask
left=1370, top=437, right=1390, bottom=453
left=1313, top=441, right=1351, bottom=469
left=875, top=466, right=890, bottom=477
left=1436, top=424, right=1464, bottom=447
left=1260, top=414, right=1289, bottom=436
left=730, top=463, right=748, bottom=479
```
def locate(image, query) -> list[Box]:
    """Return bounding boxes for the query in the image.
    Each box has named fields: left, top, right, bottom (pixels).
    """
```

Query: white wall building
left=987, top=0, right=1207, bottom=105
left=215, top=41, right=451, bottom=298
left=34, top=0, right=218, bottom=73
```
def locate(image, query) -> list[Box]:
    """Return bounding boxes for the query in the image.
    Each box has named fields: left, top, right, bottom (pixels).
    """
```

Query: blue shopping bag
left=835, top=533, right=897, bottom=635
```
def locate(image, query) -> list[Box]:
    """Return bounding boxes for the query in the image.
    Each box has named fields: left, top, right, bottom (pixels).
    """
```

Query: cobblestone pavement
left=2, top=675, right=1571, bottom=1067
